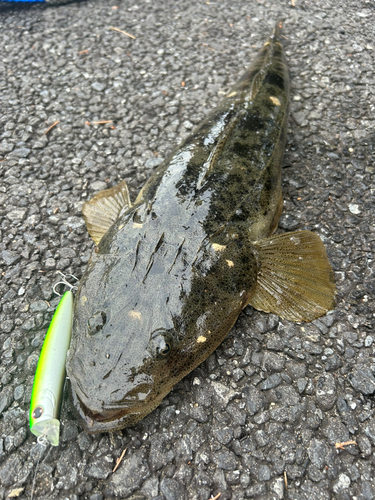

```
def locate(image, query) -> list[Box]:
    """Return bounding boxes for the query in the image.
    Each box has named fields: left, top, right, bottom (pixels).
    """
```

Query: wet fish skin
left=66, top=24, right=335, bottom=432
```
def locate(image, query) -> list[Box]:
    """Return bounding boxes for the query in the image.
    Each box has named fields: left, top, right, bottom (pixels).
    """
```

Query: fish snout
left=68, top=369, right=158, bottom=433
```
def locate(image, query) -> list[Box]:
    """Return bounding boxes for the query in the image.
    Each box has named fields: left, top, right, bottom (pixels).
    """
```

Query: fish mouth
left=68, top=381, right=163, bottom=433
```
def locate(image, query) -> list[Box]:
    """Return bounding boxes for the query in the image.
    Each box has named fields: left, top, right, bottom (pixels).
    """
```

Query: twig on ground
left=110, top=27, right=136, bottom=39
left=112, top=448, right=127, bottom=473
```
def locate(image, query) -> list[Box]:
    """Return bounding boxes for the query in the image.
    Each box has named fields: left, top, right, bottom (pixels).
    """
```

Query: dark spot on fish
left=244, top=113, right=264, bottom=131
left=88, top=311, right=107, bottom=334
left=132, top=240, right=142, bottom=271
left=103, top=369, right=113, bottom=380
left=133, top=212, right=144, bottom=224
left=265, top=71, right=285, bottom=90
left=233, top=207, right=248, bottom=222
left=154, top=233, right=165, bottom=253
left=232, top=141, right=250, bottom=158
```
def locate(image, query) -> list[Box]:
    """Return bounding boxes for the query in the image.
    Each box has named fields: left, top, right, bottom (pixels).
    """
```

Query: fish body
left=30, top=291, right=73, bottom=446
left=66, top=24, right=335, bottom=433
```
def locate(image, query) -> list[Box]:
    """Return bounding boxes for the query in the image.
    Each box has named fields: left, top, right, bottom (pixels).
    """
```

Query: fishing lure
left=29, top=290, right=73, bottom=446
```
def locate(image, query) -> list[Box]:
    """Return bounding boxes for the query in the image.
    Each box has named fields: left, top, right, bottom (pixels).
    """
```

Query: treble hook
left=53, top=271, right=78, bottom=296
left=37, top=434, right=49, bottom=447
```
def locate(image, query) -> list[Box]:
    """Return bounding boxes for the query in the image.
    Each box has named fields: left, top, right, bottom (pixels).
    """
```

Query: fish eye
left=160, top=343, right=171, bottom=356
left=88, top=311, right=107, bottom=335
left=32, top=406, right=43, bottom=419
left=148, top=329, right=173, bottom=358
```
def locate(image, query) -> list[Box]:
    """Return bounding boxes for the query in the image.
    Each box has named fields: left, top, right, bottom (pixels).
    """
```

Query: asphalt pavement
left=0, top=0, right=375, bottom=499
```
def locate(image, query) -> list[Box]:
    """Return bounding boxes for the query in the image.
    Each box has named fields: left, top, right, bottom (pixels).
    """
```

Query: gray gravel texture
left=0, top=0, right=374, bottom=498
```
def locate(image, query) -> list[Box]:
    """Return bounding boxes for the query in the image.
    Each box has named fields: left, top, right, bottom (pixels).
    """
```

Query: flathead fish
left=66, top=23, right=335, bottom=432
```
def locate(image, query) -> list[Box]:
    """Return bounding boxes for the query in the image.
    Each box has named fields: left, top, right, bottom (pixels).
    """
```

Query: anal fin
left=249, top=231, right=336, bottom=322
left=82, top=180, right=131, bottom=245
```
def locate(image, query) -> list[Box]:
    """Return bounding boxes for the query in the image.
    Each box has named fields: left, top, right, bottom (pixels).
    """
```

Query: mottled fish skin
left=67, top=25, right=291, bottom=432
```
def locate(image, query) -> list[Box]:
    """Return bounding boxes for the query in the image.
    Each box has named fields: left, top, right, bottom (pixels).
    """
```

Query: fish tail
left=271, top=21, right=282, bottom=41
left=228, top=21, right=288, bottom=103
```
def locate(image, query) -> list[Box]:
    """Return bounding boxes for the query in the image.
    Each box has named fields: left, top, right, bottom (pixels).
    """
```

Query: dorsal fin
left=82, top=180, right=131, bottom=244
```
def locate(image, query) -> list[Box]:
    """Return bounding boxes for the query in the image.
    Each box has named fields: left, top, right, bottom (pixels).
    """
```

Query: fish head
left=66, top=223, right=258, bottom=432
left=66, top=261, right=182, bottom=432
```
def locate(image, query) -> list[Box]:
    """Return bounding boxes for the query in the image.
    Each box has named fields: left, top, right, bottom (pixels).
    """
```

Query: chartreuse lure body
left=66, top=24, right=336, bottom=433
left=30, top=291, right=73, bottom=446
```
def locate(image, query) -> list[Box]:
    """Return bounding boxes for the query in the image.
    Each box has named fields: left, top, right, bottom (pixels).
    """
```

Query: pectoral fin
left=82, top=180, right=131, bottom=244
left=249, top=231, right=336, bottom=322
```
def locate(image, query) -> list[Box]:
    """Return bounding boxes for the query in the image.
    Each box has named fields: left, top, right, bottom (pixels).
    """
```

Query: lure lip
left=30, top=417, right=60, bottom=447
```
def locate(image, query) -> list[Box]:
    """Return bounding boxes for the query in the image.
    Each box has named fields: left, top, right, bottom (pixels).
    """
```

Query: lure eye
left=88, top=311, right=107, bottom=335
left=32, top=406, right=43, bottom=419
